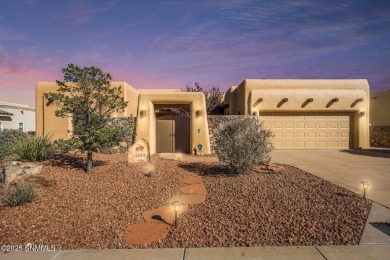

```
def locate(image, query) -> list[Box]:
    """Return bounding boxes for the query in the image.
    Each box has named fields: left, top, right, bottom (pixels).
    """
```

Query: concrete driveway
left=272, top=150, right=390, bottom=208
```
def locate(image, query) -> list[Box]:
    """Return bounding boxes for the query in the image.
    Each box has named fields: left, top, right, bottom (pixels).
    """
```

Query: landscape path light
left=361, top=180, right=369, bottom=198
left=172, top=201, right=180, bottom=227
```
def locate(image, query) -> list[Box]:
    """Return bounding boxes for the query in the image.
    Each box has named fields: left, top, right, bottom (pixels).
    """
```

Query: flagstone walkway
left=125, top=162, right=207, bottom=245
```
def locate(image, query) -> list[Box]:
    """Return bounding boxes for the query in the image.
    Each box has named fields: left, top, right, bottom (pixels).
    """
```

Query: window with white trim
left=18, top=122, right=24, bottom=132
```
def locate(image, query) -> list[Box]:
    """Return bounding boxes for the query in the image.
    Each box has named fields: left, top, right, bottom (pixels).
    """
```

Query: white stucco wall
left=0, top=101, right=36, bottom=133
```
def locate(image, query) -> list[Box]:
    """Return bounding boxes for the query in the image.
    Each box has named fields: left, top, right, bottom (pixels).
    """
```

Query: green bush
left=214, top=117, right=274, bottom=174
left=53, top=138, right=80, bottom=153
left=0, top=129, right=28, bottom=160
left=12, top=134, right=53, bottom=161
left=2, top=182, right=37, bottom=207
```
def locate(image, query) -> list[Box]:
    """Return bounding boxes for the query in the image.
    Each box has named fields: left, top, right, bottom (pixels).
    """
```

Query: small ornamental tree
left=44, top=64, right=127, bottom=173
left=185, top=82, right=224, bottom=114
left=214, top=117, right=273, bottom=174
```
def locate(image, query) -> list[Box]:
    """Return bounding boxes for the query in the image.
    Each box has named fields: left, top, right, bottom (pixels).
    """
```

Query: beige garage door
left=258, top=112, right=352, bottom=149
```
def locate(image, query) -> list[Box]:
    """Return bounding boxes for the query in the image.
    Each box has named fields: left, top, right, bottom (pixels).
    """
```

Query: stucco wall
left=370, top=90, right=390, bottom=126
left=225, top=79, right=370, bottom=149
left=36, top=82, right=139, bottom=140
left=135, top=91, right=211, bottom=155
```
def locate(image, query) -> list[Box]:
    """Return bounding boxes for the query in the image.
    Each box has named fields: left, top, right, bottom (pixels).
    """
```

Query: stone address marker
left=128, top=138, right=150, bottom=163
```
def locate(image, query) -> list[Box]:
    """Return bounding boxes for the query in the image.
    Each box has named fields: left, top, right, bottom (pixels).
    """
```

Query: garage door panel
left=306, top=123, right=316, bottom=129
left=259, top=112, right=352, bottom=149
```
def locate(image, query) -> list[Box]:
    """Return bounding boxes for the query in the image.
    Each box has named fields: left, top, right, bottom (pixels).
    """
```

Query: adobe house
left=36, top=82, right=211, bottom=155
left=224, top=79, right=370, bottom=149
left=36, top=79, right=370, bottom=154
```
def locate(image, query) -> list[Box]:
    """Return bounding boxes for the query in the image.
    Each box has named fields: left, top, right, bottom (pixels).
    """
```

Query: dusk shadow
left=179, top=162, right=236, bottom=177
left=340, top=149, right=390, bottom=159
left=151, top=215, right=170, bottom=225
left=48, top=153, right=107, bottom=171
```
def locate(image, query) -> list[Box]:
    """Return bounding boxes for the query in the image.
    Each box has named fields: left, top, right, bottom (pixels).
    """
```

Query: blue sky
left=1, top=0, right=389, bottom=106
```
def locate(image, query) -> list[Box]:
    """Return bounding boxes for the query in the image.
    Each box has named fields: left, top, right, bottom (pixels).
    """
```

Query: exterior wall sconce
left=195, top=110, right=202, bottom=117
left=140, top=110, right=146, bottom=118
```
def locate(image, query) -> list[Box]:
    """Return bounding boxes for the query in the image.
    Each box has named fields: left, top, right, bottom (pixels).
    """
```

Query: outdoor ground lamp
left=361, top=180, right=369, bottom=198
left=172, top=201, right=180, bottom=227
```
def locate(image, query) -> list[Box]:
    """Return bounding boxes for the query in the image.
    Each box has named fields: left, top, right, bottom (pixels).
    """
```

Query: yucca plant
left=1, top=182, right=37, bottom=207
left=12, top=134, right=53, bottom=161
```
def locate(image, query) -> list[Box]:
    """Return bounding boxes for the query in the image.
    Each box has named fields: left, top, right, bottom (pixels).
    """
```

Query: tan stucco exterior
left=224, top=79, right=370, bottom=149
left=370, top=90, right=390, bottom=126
left=36, top=82, right=210, bottom=155
left=136, top=91, right=210, bottom=154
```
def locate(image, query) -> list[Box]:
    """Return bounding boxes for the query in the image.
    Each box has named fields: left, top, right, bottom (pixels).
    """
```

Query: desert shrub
left=53, top=138, right=80, bottom=154
left=0, top=129, right=29, bottom=160
left=214, top=116, right=273, bottom=174
left=12, top=134, right=53, bottom=161
left=2, top=182, right=37, bottom=207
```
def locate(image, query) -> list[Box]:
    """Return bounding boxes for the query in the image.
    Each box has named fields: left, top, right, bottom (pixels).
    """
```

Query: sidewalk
left=2, top=245, right=390, bottom=260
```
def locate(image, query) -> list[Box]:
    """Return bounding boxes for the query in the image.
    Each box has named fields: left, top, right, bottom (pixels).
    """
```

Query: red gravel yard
left=0, top=154, right=371, bottom=249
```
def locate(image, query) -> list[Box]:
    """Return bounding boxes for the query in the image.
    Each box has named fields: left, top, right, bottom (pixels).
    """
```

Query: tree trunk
left=87, top=151, right=93, bottom=173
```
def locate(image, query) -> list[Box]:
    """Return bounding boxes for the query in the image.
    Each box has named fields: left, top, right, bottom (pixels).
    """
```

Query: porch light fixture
left=172, top=201, right=180, bottom=227
left=195, top=110, right=202, bottom=117
left=361, top=180, right=369, bottom=198
left=140, top=110, right=146, bottom=118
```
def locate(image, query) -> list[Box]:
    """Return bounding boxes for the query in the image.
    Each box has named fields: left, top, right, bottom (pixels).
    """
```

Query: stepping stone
left=180, top=183, right=207, bottom=195
left=168, top=194, right=206, bottom=205
left=125, top=223, right=170, bottom=245
left=182, top=176, right=203, bottom=184
left=143, top=205, right=188, bottom=224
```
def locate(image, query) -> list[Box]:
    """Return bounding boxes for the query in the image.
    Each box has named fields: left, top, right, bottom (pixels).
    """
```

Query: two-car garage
left=224, top=79, right=370, bottom=150
left=258, top=112, right=353, bottom=149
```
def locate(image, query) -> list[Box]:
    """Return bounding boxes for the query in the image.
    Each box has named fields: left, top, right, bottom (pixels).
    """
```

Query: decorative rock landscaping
left=124, top=160, right=208, bottom=245
left=1, top=161, right=42, bottom=188
left=0, top=153, right=371, bottom=249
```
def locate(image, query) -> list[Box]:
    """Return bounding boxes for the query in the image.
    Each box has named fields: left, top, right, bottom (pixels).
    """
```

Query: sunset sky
left=1, top=0, right=389, bottom=107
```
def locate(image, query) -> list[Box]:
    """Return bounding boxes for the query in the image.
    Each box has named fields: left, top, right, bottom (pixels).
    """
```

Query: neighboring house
left=0, top=101, right=36, bottom=134
left=36, top=79, right=370, bottom=154
left=224, top=79, right=370, bottom=149
left=370, top=90, right=390, bottom=147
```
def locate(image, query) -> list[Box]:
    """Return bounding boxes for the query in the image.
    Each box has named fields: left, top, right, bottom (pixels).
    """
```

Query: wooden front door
left=156, top=115, right=190, bottom=153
